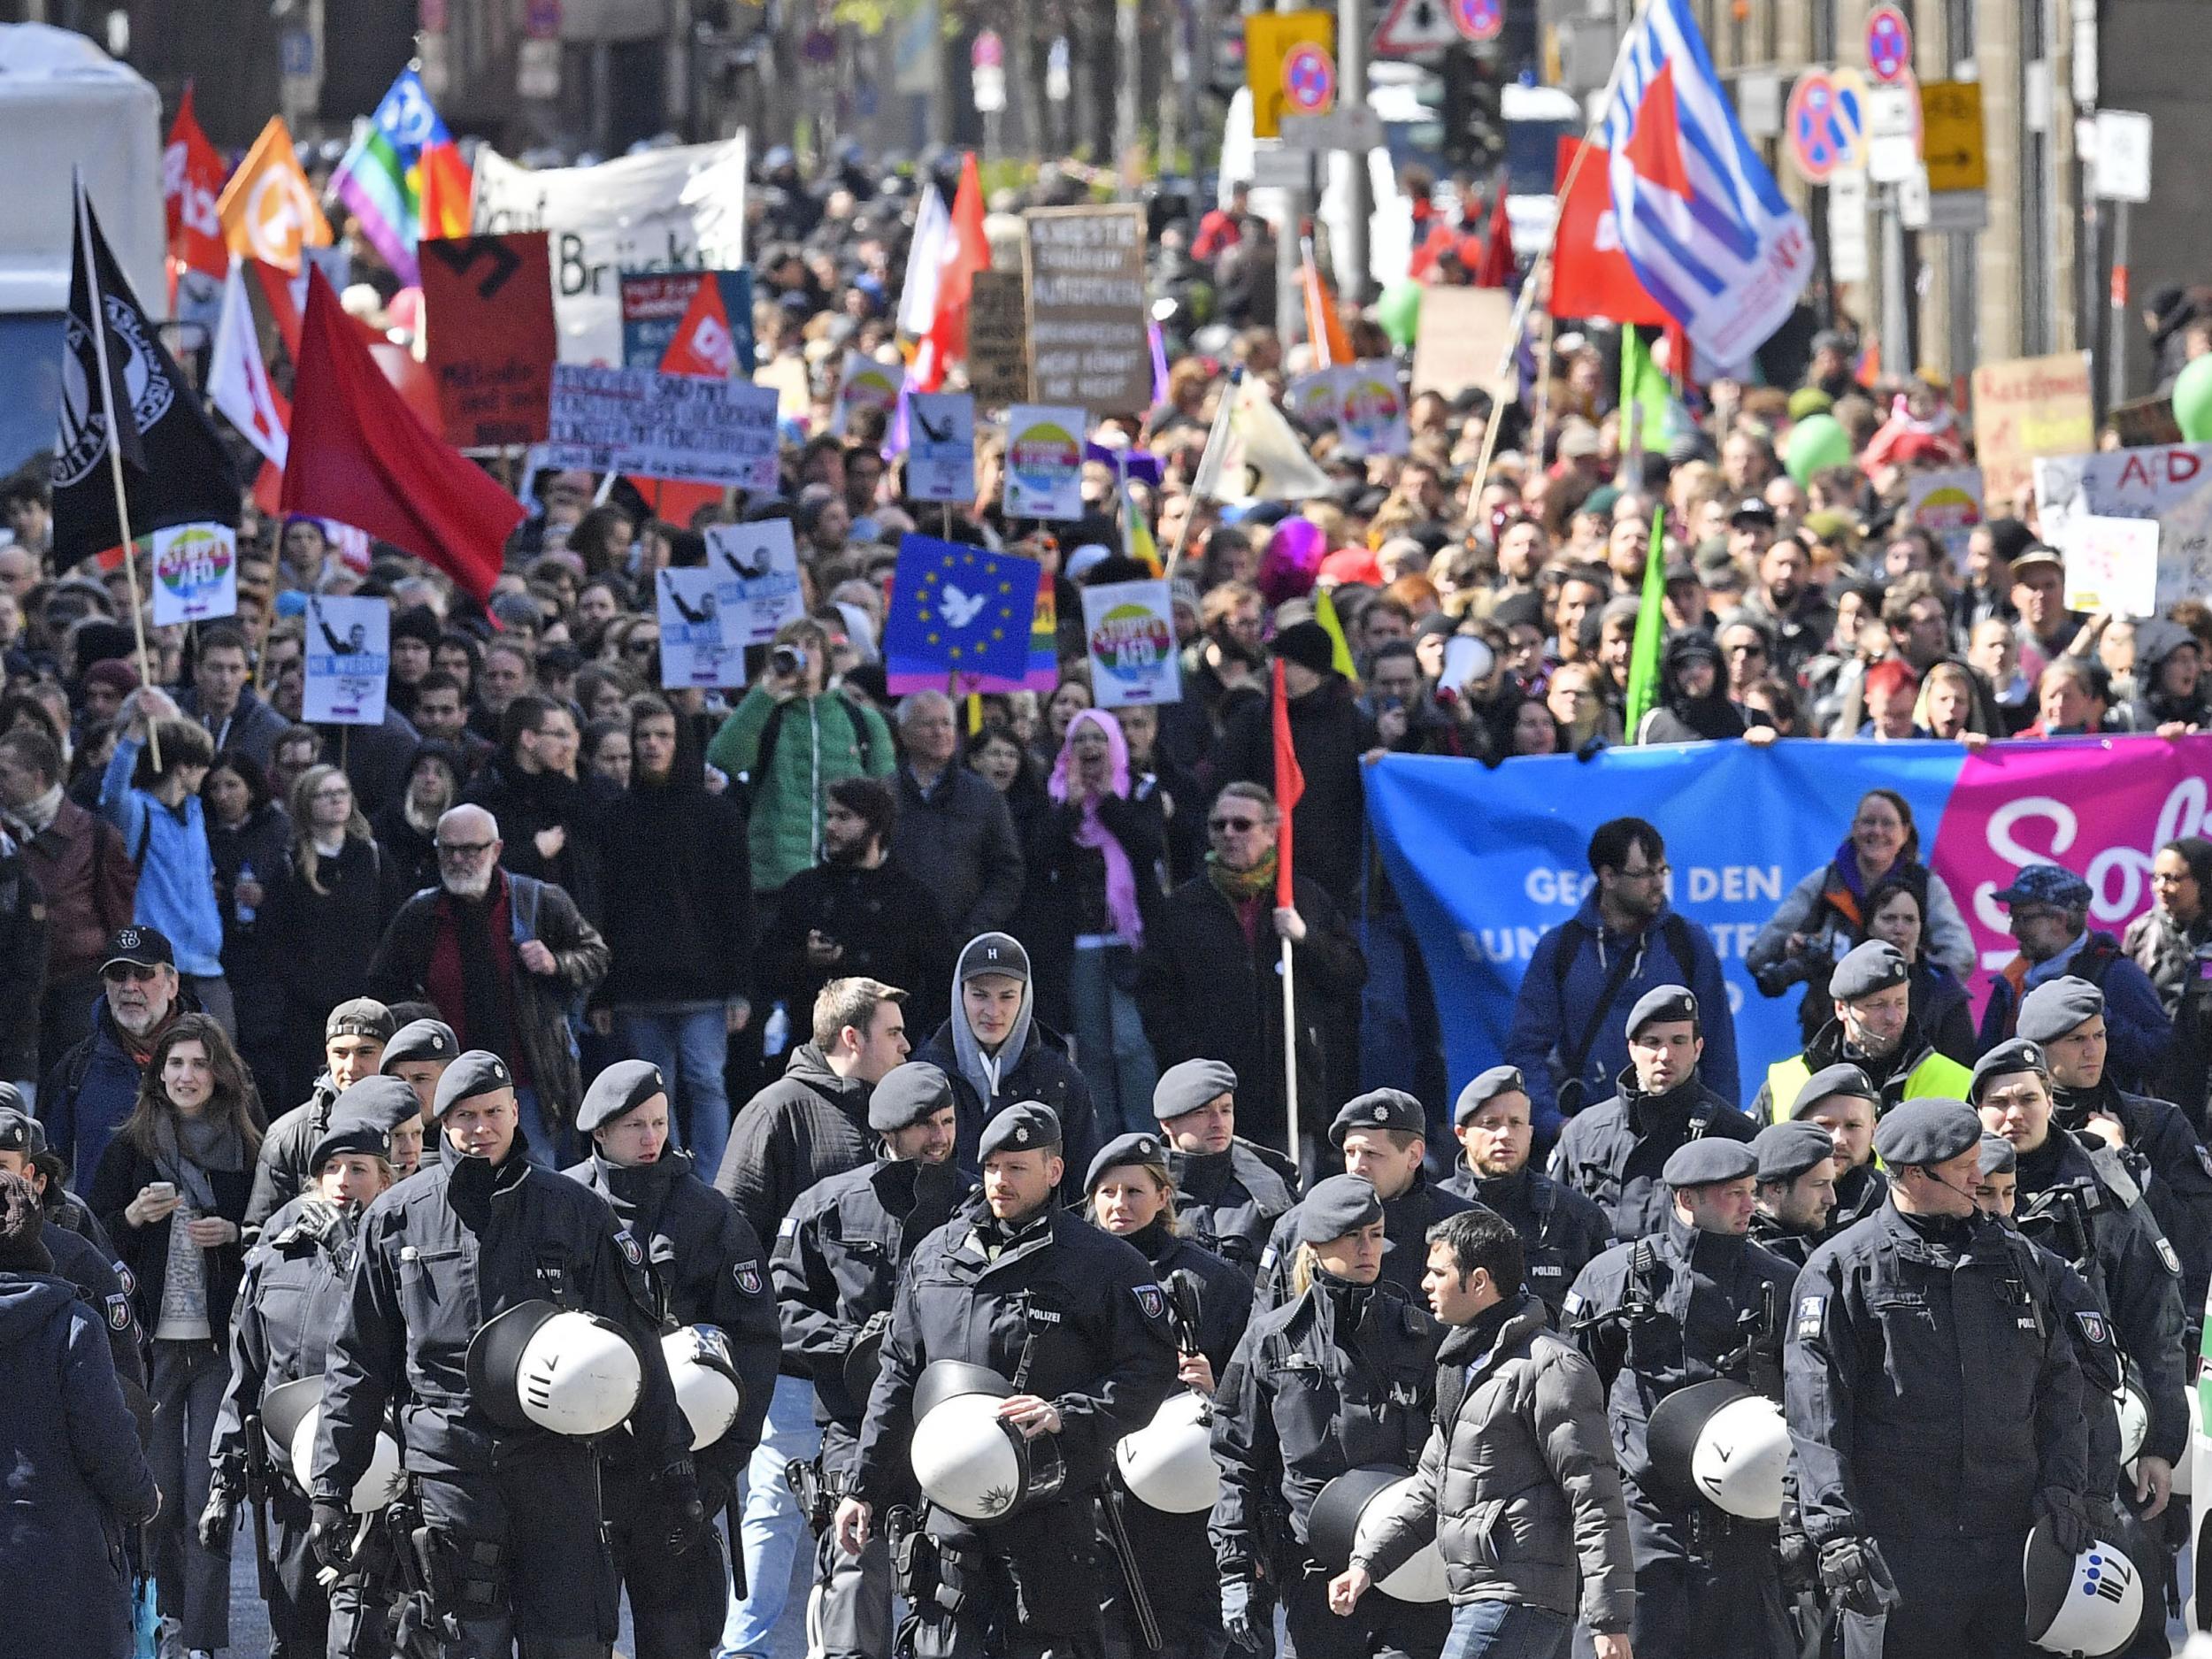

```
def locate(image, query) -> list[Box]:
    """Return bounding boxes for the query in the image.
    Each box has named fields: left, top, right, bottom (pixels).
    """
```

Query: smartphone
left=146, top=1181, right=176, bottom=1205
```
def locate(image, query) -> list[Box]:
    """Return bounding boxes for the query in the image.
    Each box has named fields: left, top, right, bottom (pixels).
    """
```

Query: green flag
left=1624, top=507, right=1668, bottom=741
left=1619, top=324, right=1671, bottom=456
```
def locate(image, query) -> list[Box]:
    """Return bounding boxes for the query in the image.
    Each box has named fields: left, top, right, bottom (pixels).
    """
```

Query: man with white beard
left=366, top=804, right=609, bottom=1167
left=41, top=925, right=188, bottom=1189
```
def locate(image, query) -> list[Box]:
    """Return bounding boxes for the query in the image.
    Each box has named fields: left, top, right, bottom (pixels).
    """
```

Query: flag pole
left=1164, top=365, right=1240, bottom=582
left=1280, top=934, right=1300, bottom=1175
left=76, top=171, right=161, bottom=770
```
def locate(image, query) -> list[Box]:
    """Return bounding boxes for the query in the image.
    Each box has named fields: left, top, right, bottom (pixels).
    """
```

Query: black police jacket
left=1746, top=1210, right=1818, bottom=1270
left=774, top=1155, right=978, bottom=1430
left=1826, top=1161, right=1888, bottom=1237
left=1122, top=1218, right=1252, bottom=1376
left=852, top=1202, right=1176, bottom=1509
left=2010, top=1126, right=2190, bottom=1464
left=2055, top=1075, right=2212, bottom=1321
left=44, top=1217, right=142, bottom=1389
left=1210, top=1271, right=1442, bottom=1575
left=1166, top=1140, right=1300, bottom=1279
left=565, top=1149, right=782, bottom=1467
left=312, top=1132, right=687, bottom=1497
left=211, top=1192, right=358, bottom=1492
left=1785, top=1201, right=2090, bottom=1545
left=1548, top=1071, right=1756, bottom=1244
left=1253, top=1169, right=1475, bottom=1312
left=1444, top=1158, right=1611, bottom=1318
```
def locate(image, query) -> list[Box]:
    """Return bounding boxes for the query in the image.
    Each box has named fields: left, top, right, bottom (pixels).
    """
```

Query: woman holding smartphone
left=90, top=1011, right=261, bottom=1659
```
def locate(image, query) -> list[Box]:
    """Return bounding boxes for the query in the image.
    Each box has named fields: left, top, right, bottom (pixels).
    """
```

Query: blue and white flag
left=1603, top=0, right=1812, bottom=365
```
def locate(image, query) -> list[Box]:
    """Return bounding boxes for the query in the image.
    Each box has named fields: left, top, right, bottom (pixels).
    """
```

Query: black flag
left=50, top=183, right=239, bottom=567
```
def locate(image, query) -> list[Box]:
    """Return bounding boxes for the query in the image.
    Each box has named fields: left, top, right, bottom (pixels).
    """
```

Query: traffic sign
left=1865, top=5, right=1912, bottom=84
left=1282, top=42, right=1336, bottom=115
left=1246, top=12, right=1334, bottom=137
left=2094, top=109, right=2153, bottom=204
left=1865, top=79, right=1919, bottom=183
left=1918, top=79, right=1986, bottom=192
left=1373, top=0, right=1458, bottom=58
left=1785, top=68, right=1866, bottom=184
left=1280, top=107, right=1386, bottom=151
left=972, top=29, right=1003, bottom=68
left=1454, top=0, right=1503, bottom=43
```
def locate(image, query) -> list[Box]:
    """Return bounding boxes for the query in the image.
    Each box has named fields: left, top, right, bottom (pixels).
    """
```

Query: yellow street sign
left=1919, top=79, right=1986, bottom=193
left=1245, top=11, right=1336, bottom=141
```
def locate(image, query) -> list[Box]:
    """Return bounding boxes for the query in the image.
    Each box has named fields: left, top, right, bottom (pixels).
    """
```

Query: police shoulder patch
left=1794, top=1294, right=1825, bottom=1340
left=114, top=1263, right=135, bottom=1295
left=1134, top=1283, right=1166, bottom=1321
left=2156, top=1236, right=2182, bottom=1276
left=616, top=1228, right=645, bottom=1268
left=2076, top=1310, right=2110, bottom=1347
left=735, top=1260, right=764, bottom=1296
left=106, top=1293, right=132, bottom=1332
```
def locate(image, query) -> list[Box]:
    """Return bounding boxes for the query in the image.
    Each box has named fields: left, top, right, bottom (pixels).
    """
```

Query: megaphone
left=908, top=1361, right=1064, bottom=1524
left=662, top=1325, right=745, bottom=1452
left=1645, top=1379, right=1789, bottom=1521
left=1115, top=1392, right=1218, bottom=1514
left=467, top=1301, right=644, bottom=1439
left=2024, top=1522, right=2142, bottom=1657
left=1305, top=1466, right=1448, bottom=1603
left=262, top=1376, right=403, bottom=1512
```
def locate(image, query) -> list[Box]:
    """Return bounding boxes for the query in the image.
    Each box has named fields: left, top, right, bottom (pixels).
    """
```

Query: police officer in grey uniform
left=1747, top=1121, right=1839, bottom=1268
left=1441, top=1066, right=1609, bottom=1319
left=1788, top=1064, right=1888, bottom=1235
left=1786, top=1098, right=2093, bottom=1659
left=1548, top=987, right=1755, bottom=1244
left=834, top=1102, right=1176, bottom=1659
left=777, top=1062, right=975, bottom=1659
left=565, top=1060, right=781, bottom=1659
left=311, top=1051, right=698, bottom=1659
left=1562, top=1138, right=1798, bottom=1659
left=1151, top=1061, right=1301, bottom=1279
left=1253, top=1091, right=1472, bottom=1310
left=1211, top=1175, right=1447, bottom=1659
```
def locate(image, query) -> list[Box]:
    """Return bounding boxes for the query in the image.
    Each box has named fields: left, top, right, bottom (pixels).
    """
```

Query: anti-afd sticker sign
left=419, top=234, right=558, bottom=449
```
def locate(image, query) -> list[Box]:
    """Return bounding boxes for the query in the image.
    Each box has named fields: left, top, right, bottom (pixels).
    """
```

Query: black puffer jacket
left=713, top=1044, right=876, bottom=1249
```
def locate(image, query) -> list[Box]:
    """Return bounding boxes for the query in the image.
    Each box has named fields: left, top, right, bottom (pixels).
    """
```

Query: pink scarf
left=1048, top=709, right=1145, bottom=948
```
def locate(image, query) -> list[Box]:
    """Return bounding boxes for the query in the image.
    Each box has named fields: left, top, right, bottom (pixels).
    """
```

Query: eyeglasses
left=1725, top=641, right=1766, bottom=657
left=1209, top=815, right=1263, bottom=833
left=103, top=963, right=161, bottom=983
left=436, top=841, right=495, bottom=860
left=311, top=786, right=353, bottom=803
left=624, top=639, right=658, bottom=657
left=1617, top=863, right=1671, bottom=881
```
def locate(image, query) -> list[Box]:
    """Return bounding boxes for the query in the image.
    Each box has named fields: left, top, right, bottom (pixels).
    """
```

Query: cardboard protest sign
left=1970, top=351, right=2094, bottom=507
left=704, top=519, right=807, bottom=644
left=833, top=351, right=903, bottom=435
left=619, top=270, right=755, bottom=373
left=542, top=365, right=779, bottom=490
left=1002, top=404, right=1087, bottom=520
left=1023, top=205, right=1151, bottom=413
left=303, top=596, right=388, bottom=725
left=966, top=271, right=1030, bottom=405
left=1411, top=287, right=1516, bottom=397
left=150, top=524, right=237, bottom=626
left=2062, top=515, right=2160, bottom=618
left=2033, top=442, right=2212, bottom=614
left=907, top=393, right=978, bottom=503
left=1081, top=580, right=1182, bottom=708
left=419, top=234, right=557, bottom=448
left=657, top=568, right=746, bottom=688
left=1903, top=467, right=1984, bottom=561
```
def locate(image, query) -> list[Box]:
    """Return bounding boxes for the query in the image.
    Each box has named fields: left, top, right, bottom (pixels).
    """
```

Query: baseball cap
left=101, top=926, right=173, bottom=974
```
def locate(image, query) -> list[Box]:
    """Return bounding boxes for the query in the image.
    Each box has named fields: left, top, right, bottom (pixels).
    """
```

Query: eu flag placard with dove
left=884, top=534, right=1043, bottom=693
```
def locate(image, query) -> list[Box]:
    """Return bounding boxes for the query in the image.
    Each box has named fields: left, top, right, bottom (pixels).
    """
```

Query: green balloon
left=2176, top=354, right=2212, bottom=442
left=1377, top=280, right=1423, bottom=349
left=1785, top=413, right=1854, bottom=485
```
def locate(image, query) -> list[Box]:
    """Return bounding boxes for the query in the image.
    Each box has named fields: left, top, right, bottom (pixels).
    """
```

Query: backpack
left=1548, top=911, right=1701, bottom=1115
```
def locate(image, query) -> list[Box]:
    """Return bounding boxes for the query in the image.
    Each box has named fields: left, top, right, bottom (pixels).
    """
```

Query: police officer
left=1786, top=1098, right=2093, bottom=1659
left=381, top=1018, right=459, bottom=1155
left=1562, top=1139, right=1798, bottom=1659
left=1549, top=987, right=1756, bottom=1244
left=205, top=1105, right=397, bottom=1657
left=0, top=1101, right=140, bottom=1384
left=1254, top=1090, right=1471, bottom=1310
left=1754, top=941, right=1971, bottom=1121
left=1441, top=1066, right=1609, bottom=1319
left=835, top=1102, right=1176, bottom=1659
left=2024, top=976, right=2212, bottom=1321
left=247, top=997, right=397, bottom=1232
left=1788, top=1065, right=1888, bottom=1234
left=311, top=1051, right=698, bottom=1659
left=1152, top=1060, right=1301, bottom=1278
left=565, top=1060, right=781, bottom=1659
left=1087, top=1131, right=1251, bottom=1659
left=776, top=1063, right=974, bottom=1659
left=1748, top=1121, right=1838, bottom=1268
left=1211, top=1175, right=1446, bottom=1659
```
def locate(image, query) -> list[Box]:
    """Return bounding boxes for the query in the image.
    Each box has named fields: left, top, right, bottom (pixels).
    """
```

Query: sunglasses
left=103, top=962, right=162, bottom=984
left=1209, top=815, right=1263, bottom=833
left=436, top=841, right=495, bottom=859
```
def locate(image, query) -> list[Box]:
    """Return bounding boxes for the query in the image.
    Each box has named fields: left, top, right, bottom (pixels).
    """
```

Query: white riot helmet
left=1115, top=1392, right=1218, bottom=1514
left=1306, top=1466, right=1449, bottom=1603
left=909, top=1361, right=1064, bottom=1524
left=261, top=1377, right=403, bottom=1513
left=467, top=1301, right=644, bottom=1438
left=2024, top=1524, right=2143, bottom=1657
left=2115, top=1372, right=2150, bottom=1468
left=1646, top=1379, right=1789, bottom=1522
left=662, top=1325, right=745, bottom=1452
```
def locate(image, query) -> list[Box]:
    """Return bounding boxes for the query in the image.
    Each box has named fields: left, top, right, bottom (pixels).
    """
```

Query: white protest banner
left=1002, top=404, right=1087, bottom=520
left=833, top=351, right=903, bottom=436
left=1904, top=467, right=1984, bottom=560
left=471, top=134, right=749, bottom=365
left=2062, top=515, right=2161, bottom=618
left=542, top=364, right=779, bottom=490
left=2033, top=443, right=2212, bottom=613
left=657, top=569, right=746, bottom=688
left=704, top=519, right=806, bottom=645
left=907, top=393, right=977, bottom=504
left=150, top=524, right=237, bottom=626
left=303, top=596, right=388, bottom=726
left=1081, top=580, right=1181, bottom=709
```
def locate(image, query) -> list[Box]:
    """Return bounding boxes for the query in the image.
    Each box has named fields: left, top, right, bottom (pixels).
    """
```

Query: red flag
left=917, top=153, right=990, bottom=387
left=629, top=276, right=735, bottom=526
left=1271, top=658, right=1305, bottom=910
left=1472, top=174, right=1516, bottom=288
left=282, top=269, right=523, bottom=603
left=1548, top=136, right=1671, bottom=326
left=163, top=87, right=228, bottom=293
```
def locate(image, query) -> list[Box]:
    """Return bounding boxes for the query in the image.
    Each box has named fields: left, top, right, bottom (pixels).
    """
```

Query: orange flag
left=1300, top=243, right=1354, bottom=370
left=217, top=116, right=333, bottom=273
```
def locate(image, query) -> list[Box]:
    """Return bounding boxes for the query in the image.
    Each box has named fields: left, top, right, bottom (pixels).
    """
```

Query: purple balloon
left=1259, top=517, right=1326, bottom=606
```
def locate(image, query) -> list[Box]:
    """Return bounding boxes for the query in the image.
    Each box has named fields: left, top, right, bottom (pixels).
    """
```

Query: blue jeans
left=617, top=1005, right=733, bottom=1179
left=1069, top=941, right=1158, bottom=1138
left=514, top=1083, right=565, bottom=1168
left=718, top=1374, right=823, bottom=1657
left=1441, top=1601, right=1573, bottom=1659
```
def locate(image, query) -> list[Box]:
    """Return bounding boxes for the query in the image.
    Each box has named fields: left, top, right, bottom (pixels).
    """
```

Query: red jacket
left=19, top=797, right=135, bottom=985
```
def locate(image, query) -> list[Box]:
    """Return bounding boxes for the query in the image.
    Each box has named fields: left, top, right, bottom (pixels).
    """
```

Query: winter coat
left=16, top=794, right=135, bottom=988
left=0, top=830, right=46, bottom=1081
left=462, top=754, right=606, bottom=923
left=242, top=1075, right=340, bottom=1234
left=1356, top=1294, right=1635, bottom=1630
left=205, top=802, right=292, bottom=1053
left=258, top=836, right=405, bottom=1059
left=705, top=687, right=895, bottom=894
left=1215, top=675, right=1377, bottom=910
left=41, top=1002, right=170, bottom=1192
left=0, top=1271, right=157, bottom=1659
left=1019, top=789, right=1167, bottom=1034
left=713, top=1044, right=878, bottom=1249
left=1634, top=632, right=1746, bottom=744
left=912, top=1016, right=1102, bottom=1206
left=1979, top=931, right=2174, bottom=1094
left=89, top=1128, right=254, bottom=1339
left=595, top=772, right=754, bottom=1009
left=2124, top=904, right=2208, bottom=1018
left=1747, top=854, right=1976, bottom=986
left=176, top=685, right=291, bottom=769
left=99, top=736, right=224, bottom=977
left=312, top=706, right=421, bottom=820
left=757, top=857, right=956, bottom=1036
left=888, top=764, right=1025, bottom=938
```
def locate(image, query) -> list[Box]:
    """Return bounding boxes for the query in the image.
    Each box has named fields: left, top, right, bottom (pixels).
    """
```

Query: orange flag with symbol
left=217, top=117, right=333, bottom=273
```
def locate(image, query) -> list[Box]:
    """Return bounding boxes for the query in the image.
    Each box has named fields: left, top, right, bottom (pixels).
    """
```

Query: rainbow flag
left=330, top=68, right=472, bottom=288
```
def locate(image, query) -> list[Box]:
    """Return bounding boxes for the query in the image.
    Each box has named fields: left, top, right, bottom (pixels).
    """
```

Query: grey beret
left=1154, top=1058, right=1238, bottom=1122
left=1872, top=1098, right=1983, bottom=1165
left=2016, top=977, right=2105, bottom=1044
left=1978, top=1132, right=2017, bottom=1175
left=868, top=1062, right=955, bottom=1133
left=381, top=1018, right=458, bottom=1071
left=1628, top=985, right=1699, bottom=1037
left=979, top=1102, right=1060, bottom=1158
left=1969, top=1038, right=2048, bottom=1103
left=958, top=932, right=1030, bottom=983
left=432, top=1050, right=513, bottom=1118
left=1830, top=941, right=1910, bottom=1002
left=0, top=1106, right=35, bottom=1155
left=1296, top=1174, right=1384, bottom=1243
left=578, top=1060, right=667, bottom=1135
left=309, top=1117, right=393, bottom=1173
left=1789, top=1063, right=1880, bottom=1119
left=1662, top=1138, right=1758, bottom=1188
left=1454, top=1066, right=1527, bottom=1125
left=1329, top=1089, right=1425, bottom=1147
left=1753, top=1121, right=1836, bottom=1185
left=1086, top=1131, right=1169, bottom=1194
left=329, top=1076, right=425, bottom=1133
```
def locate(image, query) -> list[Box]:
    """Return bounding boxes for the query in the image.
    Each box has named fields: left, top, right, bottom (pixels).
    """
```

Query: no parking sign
left=1282, top=42, right=1336, bottom=114
left=1785, top=67, right=1868, bottom=184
